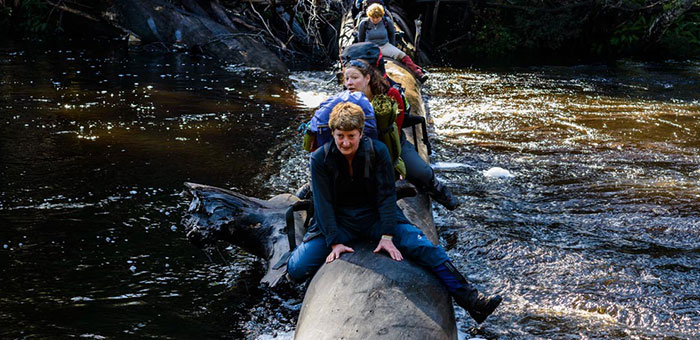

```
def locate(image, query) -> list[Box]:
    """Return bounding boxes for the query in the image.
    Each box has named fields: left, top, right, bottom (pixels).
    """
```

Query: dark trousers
left=401, top=138, right=434, bottom=188
left=287, top=223, right=450, bottom=281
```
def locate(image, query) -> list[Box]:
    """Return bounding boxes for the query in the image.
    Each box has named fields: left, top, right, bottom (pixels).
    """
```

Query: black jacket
left=307, top=137, right=409, bottom=247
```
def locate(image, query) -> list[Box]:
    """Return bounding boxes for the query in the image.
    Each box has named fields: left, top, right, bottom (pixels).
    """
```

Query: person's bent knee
left=286, top=237, right=328, bottom=282
left=286, top=257, right=305, bottom=282
left=286, top=256, right=313, bottom=282
left=286, top=265, right=307, bottom=283
left=395, top=223, right=422, bottom=235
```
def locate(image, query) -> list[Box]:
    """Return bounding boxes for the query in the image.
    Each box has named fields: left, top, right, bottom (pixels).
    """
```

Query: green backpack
left=371, top=94, right=406, bottom=178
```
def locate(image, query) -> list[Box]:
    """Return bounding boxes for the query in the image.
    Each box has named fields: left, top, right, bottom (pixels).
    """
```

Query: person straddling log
left=287, top=102, right=502, bottom=324
left=344, top=58, right=459, bottom=210
left=357, top=3, right=428, bottom=83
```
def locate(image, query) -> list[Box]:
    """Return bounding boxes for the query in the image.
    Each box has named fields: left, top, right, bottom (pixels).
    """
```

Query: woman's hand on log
left=374, top=238, right=404, bottom=261
left=326, top=243, right=355, bottom=263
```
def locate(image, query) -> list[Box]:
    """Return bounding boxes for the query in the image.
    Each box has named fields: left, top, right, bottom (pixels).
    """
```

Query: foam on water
left=295, top=90, right=328, bottom=109
left=432, top=161, right=475, bottom=171
left=482, top=167, right=514, bottom=178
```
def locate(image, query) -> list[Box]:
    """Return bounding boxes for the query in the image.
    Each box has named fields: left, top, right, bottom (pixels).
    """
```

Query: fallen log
left=181, top=57, right=458, bottom=338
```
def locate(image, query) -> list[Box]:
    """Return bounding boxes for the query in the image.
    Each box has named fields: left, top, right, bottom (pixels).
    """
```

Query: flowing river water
left=1, top=40, right=699, bottom=339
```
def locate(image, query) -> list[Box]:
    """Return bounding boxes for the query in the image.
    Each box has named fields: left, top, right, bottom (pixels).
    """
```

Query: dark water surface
left=2, top=39, right=699, bottom=339
left=1, top=40, right=302, bottom=339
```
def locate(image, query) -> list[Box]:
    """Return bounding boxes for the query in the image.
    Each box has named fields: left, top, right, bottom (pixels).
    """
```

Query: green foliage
left=439, top=0, right=700, bottom=64
left=18, top=0, right=51, bottom=34
left=512, top=9, right=581, bottom=51
left=0, top=0, right=53, bottom=35
left=470, top=20, right=518, bottom=61
left=609, top=14, right=648, bottom=51
left=462, top=4, right=586, bottom=63
left=659, top=12, right=700, bottom=57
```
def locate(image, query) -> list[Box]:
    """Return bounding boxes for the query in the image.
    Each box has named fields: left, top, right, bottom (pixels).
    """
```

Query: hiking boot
left=428, top=176, right=459, bottom=210
left=295, top=182, right=312, bottom=199
left=432, top=261, right=502, bottom=324
left=419, top=73, right=429, bottom=83
left=453, top=288, right=503, bottom=324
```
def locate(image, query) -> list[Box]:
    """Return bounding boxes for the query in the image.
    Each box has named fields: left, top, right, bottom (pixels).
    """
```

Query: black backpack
left=341, top=42, right=386, bottom=76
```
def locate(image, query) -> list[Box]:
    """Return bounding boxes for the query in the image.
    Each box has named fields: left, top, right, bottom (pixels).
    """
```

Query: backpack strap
left=364, top=137, right=373, bottom=180
left=379, top=124, right=395, bottom=136
left=403, top=115, right=432, bottom=155
left=283, top=199, right=314, bottom=252
left=274, top=199, right=314, bottom=270
left=383, top=15, right=397, bottom=44
left=323, top=141, right=332, bottom=160
left=363, top=137, right=376, bottom=198
left=322, top=141, right=339, bottom=206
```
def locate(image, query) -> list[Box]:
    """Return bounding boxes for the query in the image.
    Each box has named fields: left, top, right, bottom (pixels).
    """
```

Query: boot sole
left=469, top=295, right=502, bottom=324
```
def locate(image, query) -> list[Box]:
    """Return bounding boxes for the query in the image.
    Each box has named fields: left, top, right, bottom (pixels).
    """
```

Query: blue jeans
left=287, top=223, right=450, bottom=281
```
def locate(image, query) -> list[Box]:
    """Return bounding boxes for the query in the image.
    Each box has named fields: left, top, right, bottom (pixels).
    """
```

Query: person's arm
left=372, top=141, right=403, bottom=261
left=357, top=19, right=367, bottom=42
left=386, top=87, right=405, bottom=131
left=310, top=150, right=342, bottom=247
left=385, top=17, right=397, bottom=45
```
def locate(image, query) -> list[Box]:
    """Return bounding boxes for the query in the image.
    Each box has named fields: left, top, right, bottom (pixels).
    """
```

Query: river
left=1, top=40, right=699, bottom=339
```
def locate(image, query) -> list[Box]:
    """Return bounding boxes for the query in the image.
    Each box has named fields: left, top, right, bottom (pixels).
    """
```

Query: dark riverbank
left=2, top=0, right=699, bottom=70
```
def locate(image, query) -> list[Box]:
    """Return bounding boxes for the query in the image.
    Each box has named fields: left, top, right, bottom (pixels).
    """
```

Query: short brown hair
left=329, top=102, right=365, bottom=133
left=366, top=3, right=384, bottom=18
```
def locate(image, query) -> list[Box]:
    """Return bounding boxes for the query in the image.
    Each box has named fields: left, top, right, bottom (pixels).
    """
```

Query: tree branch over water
left=646, top=0, right=698, bottom=44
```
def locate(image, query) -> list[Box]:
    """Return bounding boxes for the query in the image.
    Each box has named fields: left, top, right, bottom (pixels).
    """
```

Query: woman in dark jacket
left=357, top=3, right=427, bottom=82
left=286, top=102, right=502, bottom=324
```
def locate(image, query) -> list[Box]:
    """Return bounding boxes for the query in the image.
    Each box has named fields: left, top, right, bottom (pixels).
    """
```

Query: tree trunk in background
left=112, top=0, right=287, bottom=73
left=46, top=0, right=288, bottom=73
left=646, top=0, right=697, bottom=45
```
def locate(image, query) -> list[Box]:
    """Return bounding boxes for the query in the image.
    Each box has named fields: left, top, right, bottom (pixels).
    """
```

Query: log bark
left=182, top=183, right=300, bottom=286
left=294, top=242, right=455, bottom=339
